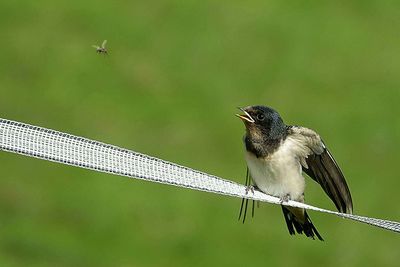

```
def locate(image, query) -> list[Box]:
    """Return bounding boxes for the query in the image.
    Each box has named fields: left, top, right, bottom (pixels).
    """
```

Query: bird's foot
left=279, top=194, right=291, bottom=204
left=245, top=185, right=255, bottom=195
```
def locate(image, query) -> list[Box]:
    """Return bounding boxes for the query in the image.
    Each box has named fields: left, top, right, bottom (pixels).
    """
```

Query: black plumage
left=302, top=148, right=353, bottom=214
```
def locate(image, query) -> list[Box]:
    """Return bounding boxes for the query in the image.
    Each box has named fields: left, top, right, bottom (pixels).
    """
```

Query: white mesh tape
left=0, top=118, right=399, bottom=233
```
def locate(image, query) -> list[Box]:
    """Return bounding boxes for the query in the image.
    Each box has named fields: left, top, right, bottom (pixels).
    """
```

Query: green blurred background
left=1, top=0, right=399, bottom=266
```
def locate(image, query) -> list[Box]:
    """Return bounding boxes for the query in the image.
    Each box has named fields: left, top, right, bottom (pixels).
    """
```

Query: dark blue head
left=237, top=105, right=287, bottom=140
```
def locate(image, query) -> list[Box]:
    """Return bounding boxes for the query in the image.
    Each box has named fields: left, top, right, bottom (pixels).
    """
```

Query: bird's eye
left=256, top=113, right=265, bottom=121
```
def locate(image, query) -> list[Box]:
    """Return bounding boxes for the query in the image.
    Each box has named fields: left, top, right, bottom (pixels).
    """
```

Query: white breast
left=244, top=137, right=305, bottom=201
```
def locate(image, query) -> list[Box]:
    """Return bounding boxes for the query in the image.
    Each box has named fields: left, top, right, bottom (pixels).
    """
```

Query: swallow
left=236, top=105, right=353, bottom=241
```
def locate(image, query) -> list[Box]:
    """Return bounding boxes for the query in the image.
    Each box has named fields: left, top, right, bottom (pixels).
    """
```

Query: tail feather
left=281, top=206, right=324, bottom=241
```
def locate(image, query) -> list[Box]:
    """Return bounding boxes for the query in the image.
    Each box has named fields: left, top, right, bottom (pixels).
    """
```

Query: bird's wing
left=288, top=126, right=353, bottom=214
left=92, top=45, right=99, bottom=49
left=102, top=40, right=107, bottom=47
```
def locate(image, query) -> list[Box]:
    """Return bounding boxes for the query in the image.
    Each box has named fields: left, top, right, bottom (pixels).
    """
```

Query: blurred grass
left=0, top=0, right=400, bottom=266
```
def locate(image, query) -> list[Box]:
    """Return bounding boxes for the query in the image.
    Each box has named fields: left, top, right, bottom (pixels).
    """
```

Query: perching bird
left=236, top=105, right=353, bottom=241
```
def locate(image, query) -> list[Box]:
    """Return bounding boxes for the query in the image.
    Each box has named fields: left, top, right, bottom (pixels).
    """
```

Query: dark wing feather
left=289, top=126, right=353, bottom=214
left=302, top=147, right=353, bottom=214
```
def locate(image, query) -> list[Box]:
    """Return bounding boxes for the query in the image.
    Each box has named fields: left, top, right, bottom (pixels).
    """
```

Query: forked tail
left=281, top=206, right=324, bottom=241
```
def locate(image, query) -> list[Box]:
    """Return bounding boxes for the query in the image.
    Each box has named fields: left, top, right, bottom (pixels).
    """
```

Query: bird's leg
left=245, top=184, right=254, bottom=194
left=245, top=184, right=259, bottom=194
left=279, top=194, right=291, bottom=204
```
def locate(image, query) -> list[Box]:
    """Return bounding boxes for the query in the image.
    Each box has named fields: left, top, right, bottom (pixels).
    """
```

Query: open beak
left=236, top=107, right=255, bottom=123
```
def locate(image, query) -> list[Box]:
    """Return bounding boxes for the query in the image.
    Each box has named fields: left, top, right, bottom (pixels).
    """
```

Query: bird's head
left=236, top=105, right=286, bottom=140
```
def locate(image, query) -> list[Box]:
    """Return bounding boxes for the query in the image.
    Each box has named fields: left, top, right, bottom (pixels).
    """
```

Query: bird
left=236, top=105, right=353, bottom=241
